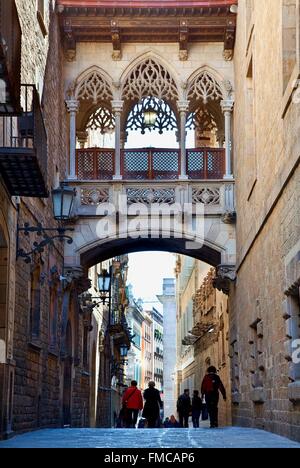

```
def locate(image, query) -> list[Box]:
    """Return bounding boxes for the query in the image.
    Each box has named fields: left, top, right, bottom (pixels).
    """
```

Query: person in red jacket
left=122, top=380, right=143, bottom=428
left=201, top=366, right=226, bottom=428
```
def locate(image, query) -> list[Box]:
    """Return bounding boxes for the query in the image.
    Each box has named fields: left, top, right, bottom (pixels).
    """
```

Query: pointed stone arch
left=71, top=66, right=114, bottom=105
left=121, top=54, right=180, bottom=103
left=186, top=66, right=232, bottom=105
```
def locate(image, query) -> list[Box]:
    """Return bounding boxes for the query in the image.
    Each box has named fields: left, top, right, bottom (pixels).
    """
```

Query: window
left=246, top=55, right=257, bottom=199
left=49, top=288, right=58, bottom=349
left=282, top=0, right=297, bottom=93
left=246, top=0, right=254, bottom=43
left=83, top=327, right=89, bottom=370
left=30, top=267, right=41, bottom=339
left=37, top=0, right=44, bottom=17
left=284, top=291, right=300, bottom=383
left=37, top=0, right=48, bottom=37
left=132, top=328, right=141, bottom=348
left=249, top=319, right=265, bottom=390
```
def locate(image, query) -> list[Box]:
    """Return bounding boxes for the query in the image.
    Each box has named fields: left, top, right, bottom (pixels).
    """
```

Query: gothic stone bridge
left=64, top=150, right=236, bottom=290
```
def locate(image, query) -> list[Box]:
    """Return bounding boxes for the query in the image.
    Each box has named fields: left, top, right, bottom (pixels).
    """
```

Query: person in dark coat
left=192, top=390, right=202, bottom=428
left=142, top=381, right=163, bottom=428
left=201, top=366, right=226, bottom=428
left=177, top=389, right=191, bottom=428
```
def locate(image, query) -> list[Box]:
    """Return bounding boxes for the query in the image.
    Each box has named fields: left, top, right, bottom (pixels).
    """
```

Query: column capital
left=66, top=99, right=79, bottom=113
left=177, top=100, right=190, bottom=113
left=77, top=130, right=88, bottom=148
left=111, top=100, right=124, bottom=113
left=221, top=100, right=234, bottom=114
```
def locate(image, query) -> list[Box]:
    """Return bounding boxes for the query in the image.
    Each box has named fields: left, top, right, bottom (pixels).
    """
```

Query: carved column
left=217, top=130, right=225, bottom=148
left=112, top=100, right=124, bottom=180
left=221, top=100, right=234, bottom=180
left=177, top=100, right=189, bottom=180
left=66, top=99, right=79, bottom=180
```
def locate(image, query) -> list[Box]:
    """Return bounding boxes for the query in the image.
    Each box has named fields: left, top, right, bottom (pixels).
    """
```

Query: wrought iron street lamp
left=17, top=185, right=76, bottom=263
left=52, top=185, right=75, bottom=221
left=120, top=344, right=129, bottom=359
left=98, top=269, right=112, bottom=305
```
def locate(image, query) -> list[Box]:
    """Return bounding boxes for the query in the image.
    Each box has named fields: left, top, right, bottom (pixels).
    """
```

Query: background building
left=86, top=255, right=131, bottom=428
left=126, top=288, right=144, bottom=388
left=141, top=310, right=153, bottom=391
left=158, top=278, right=177, bottom=419
left=192, top=268, right=231, bottom=426
left=151, top=308, right=164, bottom=394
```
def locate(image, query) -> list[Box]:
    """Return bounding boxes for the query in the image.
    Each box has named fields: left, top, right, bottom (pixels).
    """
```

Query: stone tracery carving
left=86, top=106, right=115, bottom=134
left=122, top=58, right=179, bottom=102
left=192, top=187, right=220, bottom=205
left=126, top=187, right=176, bottom=205
left=126, top=96, right=177, bottom=134
left=81, top=188, right=110, bottom=205
left=187, top=71, right=224, bottom=104
left=75, top=71, right=114, bottom=104
left=186, top=106, right=218, bottom=133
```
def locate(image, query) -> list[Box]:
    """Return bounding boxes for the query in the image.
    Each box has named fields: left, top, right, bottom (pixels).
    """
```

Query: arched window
left=49, top=287, right=58, bottom=349
left=30, top=266, right=41, bottom=339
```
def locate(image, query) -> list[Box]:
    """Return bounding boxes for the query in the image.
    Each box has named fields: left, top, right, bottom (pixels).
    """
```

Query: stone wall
left=9, top=2, right=86, bottom=435
left=231, top=0, right=300, bottom=441
left=176, top=257, right=231, bottom=426
left=64, top=42, right=234, bottom=96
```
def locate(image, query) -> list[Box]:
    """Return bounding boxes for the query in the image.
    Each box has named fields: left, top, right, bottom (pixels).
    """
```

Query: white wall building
left=158, top=278, right=177, bottom=418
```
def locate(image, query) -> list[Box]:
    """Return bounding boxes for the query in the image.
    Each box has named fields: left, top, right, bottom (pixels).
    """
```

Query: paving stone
left=0, top=427, right=299, bottom=449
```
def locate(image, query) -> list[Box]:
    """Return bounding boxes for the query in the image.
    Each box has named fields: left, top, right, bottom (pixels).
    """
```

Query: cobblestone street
left=0, top=427, right=299, bottom=449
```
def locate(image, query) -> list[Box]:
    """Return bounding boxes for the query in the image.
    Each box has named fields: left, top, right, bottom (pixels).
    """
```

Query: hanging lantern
left=143, top=106, right=157, bottom=128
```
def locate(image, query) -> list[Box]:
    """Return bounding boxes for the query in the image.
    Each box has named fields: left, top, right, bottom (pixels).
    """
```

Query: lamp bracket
left=17, top=222, right=74, bottom=264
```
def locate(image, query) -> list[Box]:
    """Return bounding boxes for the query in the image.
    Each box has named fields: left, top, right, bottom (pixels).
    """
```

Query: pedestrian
left=122, top=380, right=143, bottom=428
left=177, top=389, right=191, bottom=428
left=191, top=390, right=202, bottom=428
left=142, top=381, right=163, bottom=428
left=201, top=366, right=226, bottom=428
left=164, top=414, right=180, bottom=428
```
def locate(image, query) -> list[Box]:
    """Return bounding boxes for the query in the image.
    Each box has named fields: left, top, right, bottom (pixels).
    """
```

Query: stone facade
left=175, top=257, right=208, bottom=397
left=0, top=1, right=92, bottom=438
left=158, top=279, right=177, bottom=419
left=231, top=0, right=300, bottom=441
left=192, top=268, right=231, bottom=426
left=175, top=256, right=231, bottom=426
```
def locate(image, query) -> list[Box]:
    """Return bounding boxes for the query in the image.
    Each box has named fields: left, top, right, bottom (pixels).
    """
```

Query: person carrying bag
left=122, top=380, right=143, bottom=428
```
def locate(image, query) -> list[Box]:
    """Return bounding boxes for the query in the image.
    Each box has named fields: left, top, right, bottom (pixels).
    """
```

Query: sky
left=127, top=252, right=176, bottom=313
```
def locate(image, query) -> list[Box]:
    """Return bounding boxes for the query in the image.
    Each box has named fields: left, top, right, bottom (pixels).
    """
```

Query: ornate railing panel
left=76, top=148, right=114, bottom=180
left=187, top=148, right=225, bottom=180
left=76, top=147, right=225, bottom=181
left=121, top=148, right=179, bottom=180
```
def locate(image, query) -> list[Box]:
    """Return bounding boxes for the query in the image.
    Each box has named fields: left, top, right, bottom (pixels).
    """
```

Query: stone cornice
left=57, top=0, right=236, bottom=13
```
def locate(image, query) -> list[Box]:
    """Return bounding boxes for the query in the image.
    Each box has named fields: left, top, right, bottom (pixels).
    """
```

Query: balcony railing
left=0, top=0, right=22, bottom=114
left=109, top=309, right=132, bottom=347
left=76, top=147, right=225, bottom=181
left=0, top=84, right=48, bottom=197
